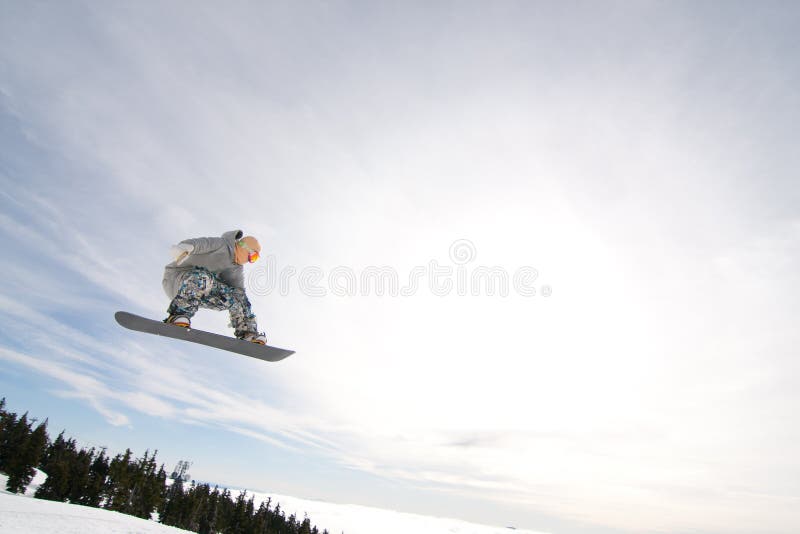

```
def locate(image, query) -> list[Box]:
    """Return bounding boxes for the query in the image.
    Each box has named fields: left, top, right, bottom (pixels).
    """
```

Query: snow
left=243, top=490, right=549, bottom=534
left=0, top=472, right=547, bottom=534
left=24, top=469, right=48, bottom=497
left=0, top=490, right=191, bottom=534
left=0, top=471, right=190, bottom=533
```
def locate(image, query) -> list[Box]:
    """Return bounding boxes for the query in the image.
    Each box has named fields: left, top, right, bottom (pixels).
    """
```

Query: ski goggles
left=237, top=241, right=260, bottom=263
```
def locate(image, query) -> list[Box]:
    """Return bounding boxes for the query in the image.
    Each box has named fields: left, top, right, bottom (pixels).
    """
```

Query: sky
left=0, top=1, right=799, bottom=533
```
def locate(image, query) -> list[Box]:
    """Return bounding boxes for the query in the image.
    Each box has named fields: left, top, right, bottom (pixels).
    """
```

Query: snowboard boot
left=164, top=314, right=191, bottom=328
left=239, top=332, right=267, bottom=345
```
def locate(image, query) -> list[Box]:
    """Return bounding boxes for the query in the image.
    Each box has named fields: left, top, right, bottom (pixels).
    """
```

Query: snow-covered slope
left=0, top=490, right=191, bottom=534
left=243, top=490, right=548, bottom=534
left=0, top=471, right=189, bottom=533
left=0, top=472, right=547, bottom=534
left=0, top=488, right=548, bottom=534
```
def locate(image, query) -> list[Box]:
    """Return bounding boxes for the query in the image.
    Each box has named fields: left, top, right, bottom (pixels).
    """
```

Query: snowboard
left=115, top=311, right=294, bottom=362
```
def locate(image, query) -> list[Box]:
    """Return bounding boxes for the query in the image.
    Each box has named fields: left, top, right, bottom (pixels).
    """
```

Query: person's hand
left=170, top=243, right=194, bottom=265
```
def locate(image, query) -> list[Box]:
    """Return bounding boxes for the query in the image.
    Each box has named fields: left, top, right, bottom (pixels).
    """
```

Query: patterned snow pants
left=167, top=267, right=258, bottom=337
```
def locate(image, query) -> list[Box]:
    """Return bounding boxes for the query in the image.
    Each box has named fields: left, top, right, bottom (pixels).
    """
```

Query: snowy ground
left=0, top=472, right=547, bottom=534
left=0, top=473, right=191, bottom=534
left=0, top=491, right=192, bottom=533
left=246, top=489, right=549, bottom=534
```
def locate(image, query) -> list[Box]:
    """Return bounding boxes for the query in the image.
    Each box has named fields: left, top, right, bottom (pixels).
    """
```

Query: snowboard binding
left=165, top=314, right=191, bottom=328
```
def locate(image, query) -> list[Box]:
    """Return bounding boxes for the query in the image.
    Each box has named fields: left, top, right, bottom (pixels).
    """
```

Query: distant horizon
left=0, top=394, right=547, bottom=533
left=2, top=468, right=549, bottom=534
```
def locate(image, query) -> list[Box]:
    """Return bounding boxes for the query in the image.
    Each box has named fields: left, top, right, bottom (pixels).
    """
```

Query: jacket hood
left=222, top=230, right=244, bottom=242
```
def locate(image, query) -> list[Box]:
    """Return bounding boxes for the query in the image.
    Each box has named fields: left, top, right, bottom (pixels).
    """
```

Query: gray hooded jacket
left=162, top=230, right=245, bottom=299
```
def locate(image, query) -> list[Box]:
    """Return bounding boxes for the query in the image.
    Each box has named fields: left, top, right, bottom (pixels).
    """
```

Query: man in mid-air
left=162, top=229, right=266, bottom=344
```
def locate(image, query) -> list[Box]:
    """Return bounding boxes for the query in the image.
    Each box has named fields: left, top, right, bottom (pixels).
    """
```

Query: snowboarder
left=162, top=230, right=267, bottom=344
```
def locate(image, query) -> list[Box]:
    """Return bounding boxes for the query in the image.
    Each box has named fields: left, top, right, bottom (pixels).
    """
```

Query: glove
left=170, top=243, right=195, bottom=265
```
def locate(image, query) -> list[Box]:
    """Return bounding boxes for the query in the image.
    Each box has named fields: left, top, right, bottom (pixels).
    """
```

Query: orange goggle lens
left=248, top=251, right=260, bottom=263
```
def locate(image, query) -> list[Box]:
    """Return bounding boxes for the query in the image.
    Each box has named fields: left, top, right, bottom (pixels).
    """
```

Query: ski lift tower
left=170, top=460, right=192, bottom=483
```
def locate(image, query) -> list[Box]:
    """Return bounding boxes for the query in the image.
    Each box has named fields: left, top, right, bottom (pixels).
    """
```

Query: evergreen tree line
left=0, top=398, right=329, bottom=534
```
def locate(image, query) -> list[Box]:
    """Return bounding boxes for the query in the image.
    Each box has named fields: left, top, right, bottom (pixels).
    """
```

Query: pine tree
left=35, top=432, right=75, bottom=501
left=188, top=483, right=209, bottom=533
left=81, top=448, right=110, bottom=507
left=146, top=463, right=168, bottom=516
left=159, top=475, right=185, bottom=527
left=0, top=398, right=9, bottom=454
left=252, top=499, right=268, bottom=533
left=23, top=419, right=48, bottom=488
left=182, top=480, right=200, bottom=529
left=2, top=399, right=335, bottom=534
left=105, top=448, right=134, bottom=512
left=125, top=449, right=164, bottom=519
left=217, top=487, right=234, bottom=532
left=199, top=485, right=221, bottom=534
left=299, top=513, right=313, bottom=534
left=4, top=414, right=48, bottom=493
left=228, top=489, right=248, bottom=533
left=0, top=403, right=19, bottom=472
left=67, top=446, right=93, bottom=503
left=287, top=511, right=299, bottom=533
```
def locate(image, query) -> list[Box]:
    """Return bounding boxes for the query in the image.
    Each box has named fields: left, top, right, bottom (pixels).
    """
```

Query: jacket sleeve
left=179, top=236, right=225, bottom=255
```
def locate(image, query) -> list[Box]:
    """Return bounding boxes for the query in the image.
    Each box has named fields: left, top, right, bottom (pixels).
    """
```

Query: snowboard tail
left=115, top=311, right=294, bottom=362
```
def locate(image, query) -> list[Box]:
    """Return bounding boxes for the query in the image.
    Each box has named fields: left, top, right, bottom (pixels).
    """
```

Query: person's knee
left=180, top=269, right=214, bottom=296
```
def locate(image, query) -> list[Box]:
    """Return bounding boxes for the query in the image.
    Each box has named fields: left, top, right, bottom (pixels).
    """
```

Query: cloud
left=2, top=2, right=800, bottom=534
left=0, top=347, right=131, bottom=427
left=0, top=309, right=341, bottom=456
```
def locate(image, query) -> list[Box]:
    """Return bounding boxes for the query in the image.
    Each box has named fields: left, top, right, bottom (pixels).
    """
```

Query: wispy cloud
left=2, top=2, right=800, bottom=534
left=0, top=310, right=340, bottom=455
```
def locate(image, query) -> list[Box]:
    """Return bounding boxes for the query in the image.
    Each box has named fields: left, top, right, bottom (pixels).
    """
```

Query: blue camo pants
left=167, top=268, right=258, bottom=336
